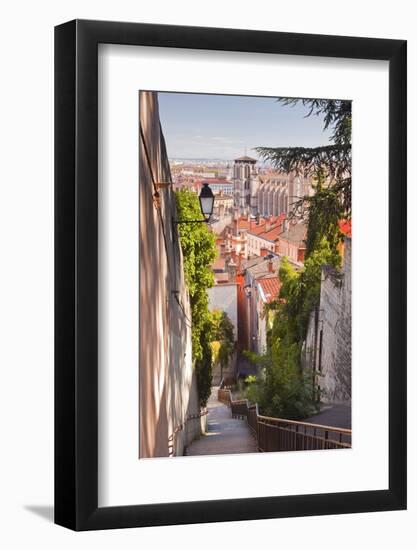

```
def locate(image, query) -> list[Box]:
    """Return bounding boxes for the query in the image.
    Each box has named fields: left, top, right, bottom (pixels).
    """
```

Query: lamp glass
left=199, top=183, right=214, bottom=220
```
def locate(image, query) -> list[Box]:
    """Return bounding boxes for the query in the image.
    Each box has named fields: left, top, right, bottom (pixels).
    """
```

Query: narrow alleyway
left=186, top=388, right=258, bottom=456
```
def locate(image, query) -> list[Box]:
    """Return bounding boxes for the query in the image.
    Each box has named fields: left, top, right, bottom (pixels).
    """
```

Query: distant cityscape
left=170, top=154, right=350, bottom=363
left=169, top=155, right=313, bottom=250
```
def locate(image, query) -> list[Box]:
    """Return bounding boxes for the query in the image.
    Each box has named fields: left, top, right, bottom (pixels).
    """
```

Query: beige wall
left=278, top=238, right=300, bottom=262
left=139, top=91, right=202, bottom=458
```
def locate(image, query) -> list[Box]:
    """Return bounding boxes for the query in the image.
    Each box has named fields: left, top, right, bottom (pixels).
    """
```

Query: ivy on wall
left=174, top=189, right=217, bottom=407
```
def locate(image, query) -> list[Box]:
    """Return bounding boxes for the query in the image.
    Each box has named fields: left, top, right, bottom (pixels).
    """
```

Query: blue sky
left=157, top=92, right=333, bottom=160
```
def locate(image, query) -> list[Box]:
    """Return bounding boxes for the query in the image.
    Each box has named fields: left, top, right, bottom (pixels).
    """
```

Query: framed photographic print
left=55, top=20, right=406, bottom=530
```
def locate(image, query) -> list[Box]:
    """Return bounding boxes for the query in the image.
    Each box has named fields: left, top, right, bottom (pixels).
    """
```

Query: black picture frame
left=55, top=19, right=407, bottom=531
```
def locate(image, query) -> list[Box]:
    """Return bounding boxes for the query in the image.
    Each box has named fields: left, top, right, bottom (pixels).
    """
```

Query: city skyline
left=158, top=91, right=334, bottom=160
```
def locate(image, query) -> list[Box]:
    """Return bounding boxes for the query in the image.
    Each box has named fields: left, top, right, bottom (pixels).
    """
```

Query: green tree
left=195, top=318, right=215, bottom=408
left=175, top=189, right=217, bottom=407
left=211, top=310, right=235, bottom=380
left=244, top=237, right=339, bottom=419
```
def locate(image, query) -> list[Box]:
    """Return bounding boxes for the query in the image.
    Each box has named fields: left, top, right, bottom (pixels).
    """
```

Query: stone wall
left=139, top=91, right=202, bottom=458
left=303, top=237, right=352, bottom=404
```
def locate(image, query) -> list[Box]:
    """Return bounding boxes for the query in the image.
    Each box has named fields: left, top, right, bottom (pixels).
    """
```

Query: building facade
left=276, top=221, right=307, bottom=263
left=206, top=180, right=234, bottom=196
left=246, top=215, right=286, bottom=258
left=257, top=173, right=314, bottom=218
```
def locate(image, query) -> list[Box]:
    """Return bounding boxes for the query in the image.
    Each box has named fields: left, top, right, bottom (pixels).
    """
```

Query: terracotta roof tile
left=262, top=225, right=284, bottom=241
left=258, top=277, right=281, bottom=303
left=279, top=222, right=307, bottom=245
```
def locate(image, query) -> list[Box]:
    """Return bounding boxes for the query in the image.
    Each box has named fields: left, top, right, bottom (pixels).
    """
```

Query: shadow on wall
left=139, top=91, right=201, bottom=458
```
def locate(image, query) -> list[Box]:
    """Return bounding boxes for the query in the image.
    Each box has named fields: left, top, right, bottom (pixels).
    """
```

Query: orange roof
left=249, top=224, right=269, bottom=236
left=339, top=219, right=352, bottom=237
left=237, top=219, right=251, bottom=229
left=248, top=217, right=285, bottom=241
left=235, top=215, right=287, bottom=239
left=262, top=225, right=284, bottom=241
left=258, top=277, right=281, bottom=303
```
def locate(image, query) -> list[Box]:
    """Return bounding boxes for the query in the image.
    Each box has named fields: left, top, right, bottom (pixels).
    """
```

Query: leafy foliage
left=245, top=238, right=339, bottom=419
left=195, top=318, right=215, bottom=408
left=211, top=310, right=235, bottom=378
left=174, top=190, right=217, bottom=407
left=245, top=352, right=317, bottom=420
left=303, top=169, right=344, bottom=257
left=255, top=144, right=350, bottom=182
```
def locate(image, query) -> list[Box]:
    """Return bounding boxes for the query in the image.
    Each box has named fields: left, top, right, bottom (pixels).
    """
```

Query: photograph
left=139, top=90, right=352, bottom=458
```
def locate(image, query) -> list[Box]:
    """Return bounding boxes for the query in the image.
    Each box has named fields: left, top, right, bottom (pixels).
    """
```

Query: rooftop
left=242, top=252, right=301, bottom=275
left=246, top=257, right=282, bottom=279
left=257, top=276, right=281, bottom=303
left=264, top=226, right=284, bottom=241
left=279, top=222, right=307, bottom=245
left=234, top=155, right=257, bottom=163
left=247, top=214, right=286, bottom=241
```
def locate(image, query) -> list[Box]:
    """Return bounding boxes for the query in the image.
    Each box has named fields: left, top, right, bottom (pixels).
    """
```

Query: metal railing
left=256, top=414, right=351, bottom=451
left=217, top=387, right=351, bottom=452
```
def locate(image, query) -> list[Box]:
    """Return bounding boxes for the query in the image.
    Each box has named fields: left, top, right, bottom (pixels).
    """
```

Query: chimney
left=268, top=259, right=274, bottom=273
left=227, top=259, right=237, bottom=283
left=282, top=219, right=288, bottom=233
left=297, top=247, right=306, bottom=263
left=260, top=247, right=269, bottom=257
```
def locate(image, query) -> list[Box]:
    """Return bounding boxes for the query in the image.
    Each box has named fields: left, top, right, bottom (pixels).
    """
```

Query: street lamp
left=173, top=183, right=215, bottom=225
left=199, top=183, right=215, bottom=221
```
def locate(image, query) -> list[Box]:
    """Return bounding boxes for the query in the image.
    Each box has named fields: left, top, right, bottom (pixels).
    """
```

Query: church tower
left=232, top=155, right=258, bottom=216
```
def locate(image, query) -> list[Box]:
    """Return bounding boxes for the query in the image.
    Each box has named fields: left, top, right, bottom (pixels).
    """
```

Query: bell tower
left=232, top=155, right=258, bottom=216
